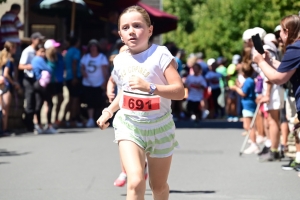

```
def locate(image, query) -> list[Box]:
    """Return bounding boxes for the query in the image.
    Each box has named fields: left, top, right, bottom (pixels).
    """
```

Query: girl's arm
left=106, top=76, right=116, bottom=103
left=129, top=60, right=185, bottom=100
left=107, top=90, right=122, bottom=113
left=231, top=85, right=246, bottom=97
left=101, top=64, right=109, bottom=89
left=253, top=50, right=296, bottom=85
left=3, top=67, right=15, bottom=86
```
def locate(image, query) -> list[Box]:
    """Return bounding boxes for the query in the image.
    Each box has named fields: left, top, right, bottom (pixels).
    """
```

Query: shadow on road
left=0, top=149, right=31, bottom=157
left=169, top=190, right=216, bottom=194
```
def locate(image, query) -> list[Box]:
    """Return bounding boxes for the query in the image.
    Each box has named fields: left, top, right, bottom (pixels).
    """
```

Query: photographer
left=253, top=15, right=300, bottom=173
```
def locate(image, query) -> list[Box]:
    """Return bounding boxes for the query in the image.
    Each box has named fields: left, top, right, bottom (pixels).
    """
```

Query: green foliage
left=0, top=0, right=7, bottom=3
left=163, top=0, right=300, bottom=60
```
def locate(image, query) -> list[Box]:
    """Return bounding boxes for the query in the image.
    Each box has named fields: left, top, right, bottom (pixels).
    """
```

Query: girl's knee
left=127, top=175, right=145, bottom=192
left=151, top=183, right=169, bottom=196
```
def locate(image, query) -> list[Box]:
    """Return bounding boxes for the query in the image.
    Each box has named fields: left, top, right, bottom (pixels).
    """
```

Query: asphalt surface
left=0, top=127, right=299, bottom=200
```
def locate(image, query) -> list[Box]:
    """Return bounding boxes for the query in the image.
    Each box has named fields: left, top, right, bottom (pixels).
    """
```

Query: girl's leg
left=146, top=154, right=172, bottom=200
left=2, top=91, right=11, bottom=131
left=268, top=110, right=280, bottom=150
left=55, top=93, right=64, bottom=122
left=119, top=140, right=146, bottom=200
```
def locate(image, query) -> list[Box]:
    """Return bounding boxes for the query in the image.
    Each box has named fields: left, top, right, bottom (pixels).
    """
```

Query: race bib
left=122, top=91, right=160, bottom=113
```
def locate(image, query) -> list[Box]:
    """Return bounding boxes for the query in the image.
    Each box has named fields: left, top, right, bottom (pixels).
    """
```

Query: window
left=31, top=24, right=56, bottom=39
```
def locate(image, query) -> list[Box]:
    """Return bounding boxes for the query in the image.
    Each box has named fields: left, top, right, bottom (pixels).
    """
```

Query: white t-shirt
left=113, top=44, right=177, bottom=120
left=185, top=74, right=207, bottom=102
left=19, top=45, right=35, bottom=78
left=251, top=56, right=284, bottom=110
left=80, top=53, right=108, bottom=87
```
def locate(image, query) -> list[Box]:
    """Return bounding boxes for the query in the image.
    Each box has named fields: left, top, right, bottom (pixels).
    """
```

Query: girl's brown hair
left=0, top=41, right=15, bottom=67
left=46, top=47, right=57, bottom=62
left=118, top=5, right=152, bottom=30
left=281, top=15, right=300, bottom=50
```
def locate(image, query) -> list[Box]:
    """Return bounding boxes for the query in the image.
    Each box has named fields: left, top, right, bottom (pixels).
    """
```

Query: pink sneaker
left=114, top=172, right=127, bottom=187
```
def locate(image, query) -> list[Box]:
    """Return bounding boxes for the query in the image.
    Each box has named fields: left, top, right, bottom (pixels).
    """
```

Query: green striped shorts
left=112, top=111, right=179, bottom=158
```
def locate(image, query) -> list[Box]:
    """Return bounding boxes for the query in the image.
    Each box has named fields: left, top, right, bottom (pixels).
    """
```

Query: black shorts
left=66, top=78, right=82, bottom=98
left=187, top=100, right=201, bottom=115
left=48, top=82, right=63, bottom=96
left=82, top=85, right=106, bottom=109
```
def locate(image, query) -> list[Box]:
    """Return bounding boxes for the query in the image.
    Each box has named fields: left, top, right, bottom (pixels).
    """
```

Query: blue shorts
left=242, top=109, right=254, bottom=117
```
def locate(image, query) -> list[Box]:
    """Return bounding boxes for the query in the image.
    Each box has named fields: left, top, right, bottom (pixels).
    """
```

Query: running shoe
left=281, top=159, right=298, bottom=171
left=86, top=118, right=95, bottom=128
left=34, top=124, right=44, bottom=135
left=114, top=172, right=127, bottom=187
left=202, top=110, right=209, bottom=119
left=257, top=145, right=270, bottom=156
left=44, top=126, right=57, bottom=134
left=243, top=144, right=260, bottom=154
left=227, top=116, right=233, bottom=122
left=232, top=116, right=239, bottom=122
left=259, top=150, right=280, bottom=162
left=294, top=162, right=300, bottom=172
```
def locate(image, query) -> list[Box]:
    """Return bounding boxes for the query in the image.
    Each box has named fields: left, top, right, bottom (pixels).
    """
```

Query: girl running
left=97, top=5, right=184, bottom=200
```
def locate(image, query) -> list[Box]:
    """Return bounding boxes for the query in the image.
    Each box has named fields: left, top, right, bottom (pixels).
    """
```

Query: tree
left=163, top=0, right=300, bottom=60
left=0, top=0, right=7, bottom=4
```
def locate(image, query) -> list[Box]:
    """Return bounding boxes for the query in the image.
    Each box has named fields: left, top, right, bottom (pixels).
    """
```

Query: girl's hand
left=128, top=75, right=149, bottom=92
left=252, top=49, right=265, bottom=64
left=229, top=85, right=236, bottom=91
left=260, top=95, right=270, bottom=104
left=96, top=112, right=110, bottom=130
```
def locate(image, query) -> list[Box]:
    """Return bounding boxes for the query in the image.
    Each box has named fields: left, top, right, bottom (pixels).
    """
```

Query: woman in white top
left=81, top=39, right=109, bottom=127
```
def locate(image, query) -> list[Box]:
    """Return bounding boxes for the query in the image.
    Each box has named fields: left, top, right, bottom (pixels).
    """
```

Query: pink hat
left=44, top=39, right=60, bottom=49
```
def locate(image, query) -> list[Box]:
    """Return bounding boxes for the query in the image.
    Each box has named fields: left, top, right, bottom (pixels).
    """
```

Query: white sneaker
left=191, top=114, right=196, bottom=121
left=86, top=118, right=95, bottom=128
left=44, top=126, right=57, bottom=134
left=256, top=135, right=266, bottom=144
left=243, top=144, right=260, bottom=154
left=34, top=125, right=44, bottom=135
left=202, top=110, right=209, bottom=119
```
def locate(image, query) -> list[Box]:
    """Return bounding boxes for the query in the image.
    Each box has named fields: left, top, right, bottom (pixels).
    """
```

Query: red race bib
left=122, top=91, right=160, bottom=112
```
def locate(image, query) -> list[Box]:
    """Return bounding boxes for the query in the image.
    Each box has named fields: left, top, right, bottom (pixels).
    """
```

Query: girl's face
left=193, top=65, right=201, bottom=75
left=90, top=44, right=98, bottom=54
left=36, top=48, right=45, bottom=58
left=118, top=11, right=153, bottom=54
left=280, top=26, right=288, bottom=44
left=11, top=45, right=16, bottom=54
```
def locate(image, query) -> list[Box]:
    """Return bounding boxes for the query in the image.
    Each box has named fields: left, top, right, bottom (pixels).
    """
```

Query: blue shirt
left=175, top=57, right=183, bottom=74
left=2, top=60, right=14, bottom=87
left=241, top=77, right=256, bottom=112
left=198, top=61, right=209, bottom=77
left=64, top=47, right=81, bottom=80
left=277, top=40, right=300, bottom=112
left=32, top=56, right=52, bottom=80
left=205, top=71, right=221, bottom=89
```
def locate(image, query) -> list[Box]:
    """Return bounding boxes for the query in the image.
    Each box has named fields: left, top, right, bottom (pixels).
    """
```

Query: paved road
left=0, top=127, right=299, bottom=200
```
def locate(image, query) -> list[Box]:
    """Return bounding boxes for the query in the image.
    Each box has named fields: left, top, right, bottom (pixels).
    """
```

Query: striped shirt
left=0, top=11, right=23, bottom=44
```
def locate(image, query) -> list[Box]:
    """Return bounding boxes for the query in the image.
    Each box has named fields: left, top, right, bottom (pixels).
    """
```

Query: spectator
left=80, top=39, right=109, bottom=127
left=18, top=32, right=44, bottom=132
left=0, top=76, right=8, bottom=136
left=185, top=63, right=207, bottom=121
left=175, top=49, right=185, bottom=75
left=0, top=4, right=23, bottom=60
left=45, top=39, right=64, bottom=131
left=105, top=11, right=119, bottom=47
left=64, top=37, right=83, bottom=127
left=32, top=44, right=54, bottom=134
left=226, top=54, right=241, bottom=122
left=0, top=41, right=20, bottom=136
left=196, top=52, right=209, bottom=76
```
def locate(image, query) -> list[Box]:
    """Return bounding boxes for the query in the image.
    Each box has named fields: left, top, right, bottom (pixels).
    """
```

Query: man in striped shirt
left=0, top=3, right=24, bottom=46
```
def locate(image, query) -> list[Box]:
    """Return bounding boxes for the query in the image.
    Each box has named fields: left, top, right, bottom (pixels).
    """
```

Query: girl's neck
left=128, top=43, right=151, bottom=55
left=90, top=52, right=99, bottom=57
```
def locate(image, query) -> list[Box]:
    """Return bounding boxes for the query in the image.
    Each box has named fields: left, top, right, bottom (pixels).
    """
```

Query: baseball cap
left=232, top=54, right=241, bottom=65
left=263, top=33, right=277, bottom=44
left=31, top=32, right=45, bottom=40
left=207, top=58, right=215, bottom=66
left=242, top=29, right=255, bottom=41
left=274, top=25, right=281, bottom=32
left=44, top=39, right=60, bottom=49
left=88, top=39, right=99, bottom=45
left=253, top=27, right=266, bottom=40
